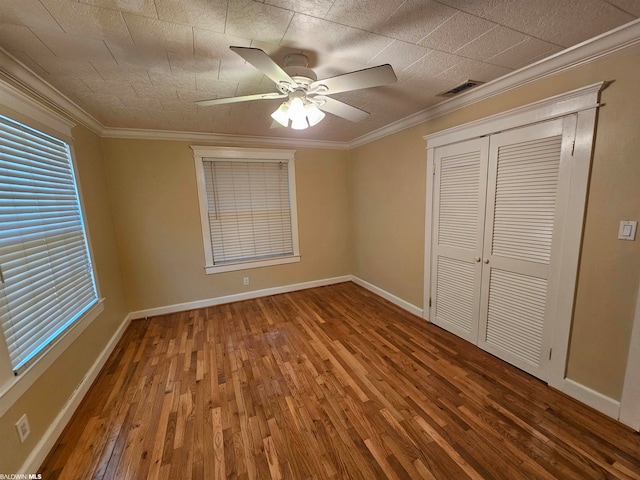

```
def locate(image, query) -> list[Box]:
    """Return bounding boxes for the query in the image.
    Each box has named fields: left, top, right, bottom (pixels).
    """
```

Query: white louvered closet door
left=430, top=138, right=489, bottom=342
left=477, top=117, right=576, bottom=381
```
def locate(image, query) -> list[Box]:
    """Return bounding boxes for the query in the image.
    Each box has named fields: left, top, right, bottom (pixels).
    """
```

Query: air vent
left=437, top=80, right=485, bottom=97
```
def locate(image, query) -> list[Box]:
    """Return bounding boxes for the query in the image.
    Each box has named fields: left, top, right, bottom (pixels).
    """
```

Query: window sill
left=0, top=298, right=105, bottom=417
left=205, top=255, right=301, bottom=274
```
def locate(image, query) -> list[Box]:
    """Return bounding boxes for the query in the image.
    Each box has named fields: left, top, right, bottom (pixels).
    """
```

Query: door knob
left=475, top=257, right=481, bottom=262
left=484, top=258, right=489, bottom=264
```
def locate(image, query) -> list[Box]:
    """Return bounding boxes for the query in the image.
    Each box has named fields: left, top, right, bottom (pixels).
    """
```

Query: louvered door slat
left=491, top=136, right=562, bottom=264
left=438, top=151, right=482, bottom=250
left=435, top=257, right=476, bottom=333
left=485, top=269, right=547, bottom=367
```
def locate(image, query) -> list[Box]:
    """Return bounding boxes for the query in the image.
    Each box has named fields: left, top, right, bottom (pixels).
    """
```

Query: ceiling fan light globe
left=288, top=96, right=306, bottom=119
left=290, top=117, right=309, bottom=130
left=306, top=103, right=325, bottom=126
left=271, top=103, right=289, bottom=127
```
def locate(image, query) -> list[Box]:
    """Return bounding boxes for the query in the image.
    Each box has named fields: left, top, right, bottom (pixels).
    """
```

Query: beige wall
left=349, top=44, right=640, bottom=399
left=101, top=139, right=352, bottom=312
left=0, top=116, right=128, bottom=472
left=349, top=125, right=427, bottom=308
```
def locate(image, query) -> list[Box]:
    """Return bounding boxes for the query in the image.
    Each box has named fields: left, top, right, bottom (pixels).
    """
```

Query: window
left=0, top=114, right=99, bottom=374
left=192, top=146, right=300, bottom=274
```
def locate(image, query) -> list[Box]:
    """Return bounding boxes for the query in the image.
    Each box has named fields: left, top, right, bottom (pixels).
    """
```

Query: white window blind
left=0, top=114, right=98, bottom=373
left=203, top=159, right=294, bottom=265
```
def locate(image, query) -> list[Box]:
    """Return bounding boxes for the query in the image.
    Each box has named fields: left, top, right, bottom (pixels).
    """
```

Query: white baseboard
left=130, top=274, right=425, bottom=322
left=350, top=276, right=424, bottom=317
left=20, top=312, right=133, bottom=473
left=556, top=378, right=621, bottom=420
left=130, top=275, right=352, bottom=319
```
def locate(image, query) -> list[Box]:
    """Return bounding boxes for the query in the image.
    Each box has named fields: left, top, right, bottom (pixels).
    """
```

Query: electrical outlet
left=243, top=277, right=249, bottom=286
left=16, top=413, right=30, bottom=443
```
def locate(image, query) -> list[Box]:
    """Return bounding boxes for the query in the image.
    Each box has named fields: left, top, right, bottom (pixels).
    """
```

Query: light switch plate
left=618, top=221, right=637, bottom=241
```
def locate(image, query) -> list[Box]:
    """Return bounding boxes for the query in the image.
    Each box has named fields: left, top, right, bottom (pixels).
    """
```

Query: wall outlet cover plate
left=618, top=221, right=637, bottom=241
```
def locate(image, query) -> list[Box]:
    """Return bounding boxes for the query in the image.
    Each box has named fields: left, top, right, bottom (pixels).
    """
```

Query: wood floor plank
left=39, top=282, right=640, bottom=479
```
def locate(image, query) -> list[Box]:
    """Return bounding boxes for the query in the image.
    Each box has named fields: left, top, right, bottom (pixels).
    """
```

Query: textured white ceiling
left=0, top=0, right=637, bottom=142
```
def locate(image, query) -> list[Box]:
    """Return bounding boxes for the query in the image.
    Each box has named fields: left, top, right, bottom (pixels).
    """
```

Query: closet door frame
left=424, top=82, right=603, bottom=392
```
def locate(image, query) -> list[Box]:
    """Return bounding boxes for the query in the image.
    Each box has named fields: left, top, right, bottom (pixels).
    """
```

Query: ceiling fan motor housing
left=283, top=53, right=317, bottom=87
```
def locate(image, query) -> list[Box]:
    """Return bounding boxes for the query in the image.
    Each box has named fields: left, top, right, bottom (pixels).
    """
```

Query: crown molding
left=0, top=47, right=103, bottom=136
left=1, top=19, right=639, bottom=149
left=100, top=127, right=349, bottom=149
left=0, top=78, right=75, bottom=139
left=347, top=18, right=640, bottom=149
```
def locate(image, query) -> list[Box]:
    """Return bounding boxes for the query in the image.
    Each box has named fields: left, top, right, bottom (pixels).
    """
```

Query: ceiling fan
left=195, top=47, right=397, bottom=130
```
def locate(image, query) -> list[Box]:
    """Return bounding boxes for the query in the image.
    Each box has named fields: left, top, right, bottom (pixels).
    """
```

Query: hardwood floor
left=40, top=282, right=640, bottom=479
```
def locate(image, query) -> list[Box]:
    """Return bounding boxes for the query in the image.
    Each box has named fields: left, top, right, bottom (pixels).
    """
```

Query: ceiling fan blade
left=196, top=92, right=286, bottom=107
left=317, top=97, right=369, bottom=122
left=230, top=46, right=295, bottom=87
left=311, top=64, right=397, bottom=95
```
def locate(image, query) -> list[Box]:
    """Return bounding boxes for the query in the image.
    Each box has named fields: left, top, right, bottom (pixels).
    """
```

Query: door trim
left=424, top=83, right=602, bottom=394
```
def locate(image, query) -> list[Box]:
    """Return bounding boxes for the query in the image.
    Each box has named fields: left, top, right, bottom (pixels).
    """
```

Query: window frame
left=191, top=146, right=301, bottom=274
left=0, top=112, right=103, bottom=416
